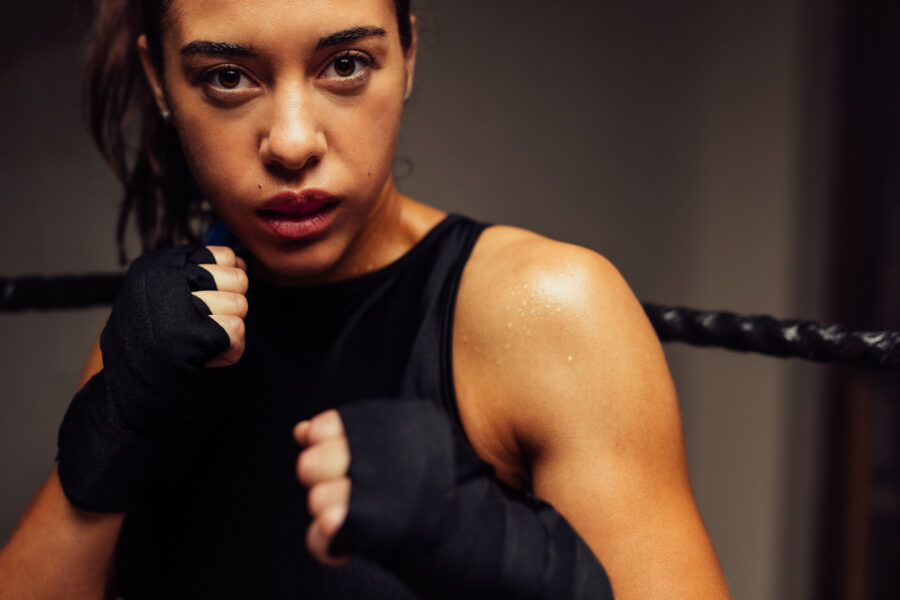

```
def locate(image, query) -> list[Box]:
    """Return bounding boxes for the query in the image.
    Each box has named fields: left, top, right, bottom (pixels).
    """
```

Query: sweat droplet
left=567, top=355, right=573, bottom=364
left=507, top=322, right=513, bottom=330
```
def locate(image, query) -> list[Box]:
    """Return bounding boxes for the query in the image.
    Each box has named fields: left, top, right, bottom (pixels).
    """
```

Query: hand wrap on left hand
left=331, top=399, right=614, bottom=600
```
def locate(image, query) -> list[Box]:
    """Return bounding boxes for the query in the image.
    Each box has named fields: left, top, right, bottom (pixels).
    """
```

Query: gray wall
left=1, top=1, right=837, bottom=598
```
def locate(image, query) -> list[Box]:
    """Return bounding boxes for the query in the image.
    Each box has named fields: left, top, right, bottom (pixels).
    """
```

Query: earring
left=160, top=107, right=171, bottom=123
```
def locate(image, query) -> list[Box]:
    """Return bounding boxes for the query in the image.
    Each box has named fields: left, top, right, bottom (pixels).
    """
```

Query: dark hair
left=86, top=0, right=414, bottom=264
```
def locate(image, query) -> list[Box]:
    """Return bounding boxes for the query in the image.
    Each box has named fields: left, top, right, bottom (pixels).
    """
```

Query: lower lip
left=258, top=202, right=339, bottom=241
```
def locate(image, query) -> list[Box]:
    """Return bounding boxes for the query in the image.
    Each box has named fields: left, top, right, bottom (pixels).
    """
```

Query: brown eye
left=217, top=68, right=242, bottom=89
left=320, top=52, right=374, bottom=87
left=333, top=56, right=357, bottom=77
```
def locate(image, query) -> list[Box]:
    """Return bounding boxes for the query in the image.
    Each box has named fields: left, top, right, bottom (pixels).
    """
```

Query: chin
left=248, top=236, right=349, bottom=286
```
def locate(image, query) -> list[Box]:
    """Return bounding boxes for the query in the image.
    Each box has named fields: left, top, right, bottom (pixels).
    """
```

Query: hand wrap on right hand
left=331, top=399, right=614, bottom=600
left=57, top=246, right=230, bottom=513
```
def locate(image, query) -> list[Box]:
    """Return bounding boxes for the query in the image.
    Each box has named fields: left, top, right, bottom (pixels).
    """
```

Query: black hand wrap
left=331, top=399, right=615, bottom=600
left=57, top=246, right=230, bottom=513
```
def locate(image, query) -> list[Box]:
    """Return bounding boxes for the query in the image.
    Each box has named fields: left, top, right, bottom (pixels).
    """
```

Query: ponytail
left=85, top=0, right=207, bottom=264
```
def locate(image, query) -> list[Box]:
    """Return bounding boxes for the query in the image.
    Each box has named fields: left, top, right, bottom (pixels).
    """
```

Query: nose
left=259, top=85, right=326, bottom=172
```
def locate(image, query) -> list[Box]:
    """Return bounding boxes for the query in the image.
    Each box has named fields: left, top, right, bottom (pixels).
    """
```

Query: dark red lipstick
left=258, top=190, right=340, bottom=241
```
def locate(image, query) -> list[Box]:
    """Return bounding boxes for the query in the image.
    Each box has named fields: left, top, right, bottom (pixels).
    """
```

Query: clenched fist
left=294, top=410, right=351, bottom=566
left=57, top=244, right=249, bottom=513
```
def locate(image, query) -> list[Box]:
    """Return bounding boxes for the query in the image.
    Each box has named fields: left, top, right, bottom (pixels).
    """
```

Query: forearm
left=383, top=475, right=612, bottom=599
left=0, top=467, right=122, bottom=600
left=329, top=399, right=614, bottom=600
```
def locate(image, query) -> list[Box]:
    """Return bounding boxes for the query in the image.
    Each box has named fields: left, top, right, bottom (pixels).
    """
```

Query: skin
left=0, top=1, right=730, bottom=598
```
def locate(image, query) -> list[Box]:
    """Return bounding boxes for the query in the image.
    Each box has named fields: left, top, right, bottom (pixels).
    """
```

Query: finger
left=306, top=506, right=350, bottom=567
left=294, top=410, right=345, bottom=446
left=307, top=477, right=351, bottom=518
left=205, top=314, right=245, bottom=367
left=204, top=245, right=239, bottom=267
left=192, top=291, right=249, bottom=318
left=198, top=264, right=249, bottom=294
left=235, top=256, right=248, bottom=271
left=293, top=421, right=311, bottom=446
left=296, top=437, right=350, bottom=487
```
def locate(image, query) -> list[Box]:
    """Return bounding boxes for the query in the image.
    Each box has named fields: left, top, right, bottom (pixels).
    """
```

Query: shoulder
left=460, top=224, right=638, bottom=325
left=457, top=224, right=660, bottom=381
left=454, top=224, right=677, bottom=480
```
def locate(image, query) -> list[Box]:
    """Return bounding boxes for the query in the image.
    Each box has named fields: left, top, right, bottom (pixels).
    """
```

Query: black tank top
left=114, top=214, right=490, bottom=599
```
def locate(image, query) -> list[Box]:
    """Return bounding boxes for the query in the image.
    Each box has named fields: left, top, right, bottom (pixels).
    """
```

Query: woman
left=0, top=0, right=730, bottom=598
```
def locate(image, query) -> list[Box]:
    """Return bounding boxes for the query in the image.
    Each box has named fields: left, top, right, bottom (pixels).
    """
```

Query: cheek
left=328, top=84, right=405, bottom=181
left=175, top=116, right=257, bottom=203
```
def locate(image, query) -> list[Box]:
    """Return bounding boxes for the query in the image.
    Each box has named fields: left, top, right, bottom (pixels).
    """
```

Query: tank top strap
left=397, top=213, right=491, bottom=428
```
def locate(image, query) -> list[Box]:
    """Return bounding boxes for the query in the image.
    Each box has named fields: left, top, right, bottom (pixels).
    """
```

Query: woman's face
left=141, top=0, right=414, bottom=283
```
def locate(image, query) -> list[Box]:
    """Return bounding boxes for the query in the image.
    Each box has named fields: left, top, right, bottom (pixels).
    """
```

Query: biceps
left=532, top=449, right=729, bottom=599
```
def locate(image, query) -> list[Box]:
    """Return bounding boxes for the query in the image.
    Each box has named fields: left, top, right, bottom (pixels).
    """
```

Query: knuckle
left=322, top=505, right=347, bottom=536
left=234, top=269, right=250, bottom=293
left=230, top=333, right=246, bottom=356
left=220, top=314, right=243, bottom=337
left=310, top=419, right=326, bottom=443
left=297, top=449, right=317, bottom=484
left=307, top=484, right=326, bottom=515
left=214, top=246, right=237, bottom=265
left=308, top=413, right=329, bottom=441
left=327, top=411, right=346, bottom=436
left=233, top=293, right=249, bottom=317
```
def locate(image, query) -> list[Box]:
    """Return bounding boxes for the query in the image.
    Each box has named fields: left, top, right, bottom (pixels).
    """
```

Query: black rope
left=2, top=274, right=898, bottom=370
left=646, top=305, right=900, bottom=370
left=0, top=274, right=124, bottom=312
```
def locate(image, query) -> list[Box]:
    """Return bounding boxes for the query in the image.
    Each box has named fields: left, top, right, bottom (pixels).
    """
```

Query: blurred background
left=1, top=0, right=898, bottom=598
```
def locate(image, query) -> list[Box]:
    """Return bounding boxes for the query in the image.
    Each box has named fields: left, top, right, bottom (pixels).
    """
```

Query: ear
left=136, top=34, right=171, bottom=118
left=403, top=15, right=418, bottom=102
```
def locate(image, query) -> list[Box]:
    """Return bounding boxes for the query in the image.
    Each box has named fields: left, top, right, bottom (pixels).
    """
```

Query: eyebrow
left=315, top=26, right=387, bottom=50
left=179, top=26, right=388, bottom=57
left=180, top=41, right=258, bottom=57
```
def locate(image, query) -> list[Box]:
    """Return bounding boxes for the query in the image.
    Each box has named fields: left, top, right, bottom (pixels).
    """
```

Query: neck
left=332, top=178, right=408, bottom=280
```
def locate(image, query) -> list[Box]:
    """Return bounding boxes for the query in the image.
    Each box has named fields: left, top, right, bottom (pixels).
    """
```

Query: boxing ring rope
left=2, top=273, right=899, bottom=371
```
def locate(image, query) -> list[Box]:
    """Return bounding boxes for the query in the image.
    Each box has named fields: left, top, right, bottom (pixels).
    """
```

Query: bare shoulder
left=453, top=224, right=679, bottom=484
left=458, top=224, right=643, bottom=329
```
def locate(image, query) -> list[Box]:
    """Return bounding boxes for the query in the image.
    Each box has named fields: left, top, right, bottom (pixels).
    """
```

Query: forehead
left=166, top=0, right=397, bottom=43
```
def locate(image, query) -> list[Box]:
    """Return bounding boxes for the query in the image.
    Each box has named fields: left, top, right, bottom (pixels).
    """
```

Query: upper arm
left=0, top=335, right=119, bottom=600
left=454, top=230, right=730, bottom=599
left=79, top=335, right=103, bottom=387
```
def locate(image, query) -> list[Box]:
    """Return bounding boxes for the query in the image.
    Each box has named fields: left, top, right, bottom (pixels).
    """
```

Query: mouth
left=257, top=191, right=340, bottom=241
